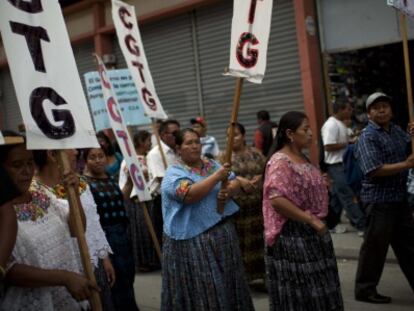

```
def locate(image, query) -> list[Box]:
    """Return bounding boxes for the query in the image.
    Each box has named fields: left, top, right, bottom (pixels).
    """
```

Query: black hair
left=257, top=110, right=270, bottom=121
left=233, top=122, right=246, bottom=136
left=174, top=128, right=200, bottom=147
left=159, top=120, right=180, bottom=135
left=96, top=131, right=115, bottom=156
left=0, top=130, right=26, bottom=205
left=333, top=98, right=351, bottom=114
left=32, top=150, right=49, bottom=170
left=133, top=130, right=151, bottom=148
left=267, top=111, right=308, bottom=159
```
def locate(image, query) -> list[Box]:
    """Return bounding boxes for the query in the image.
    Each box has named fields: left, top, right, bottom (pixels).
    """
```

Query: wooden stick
left=151, top=118, right=168, bottom=170
left=56, top=151, right=102, bottom=311
left=217, top=77, right=244, bottom=214
left=3, top=136, right=25, bottom=145
left=399, top=12, right=414, bottom=150
left=140, top=201, right=162, bottom=261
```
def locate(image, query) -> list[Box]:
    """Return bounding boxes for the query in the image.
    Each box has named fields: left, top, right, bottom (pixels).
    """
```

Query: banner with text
left=388, top=0, right=414, bottom=18
left=0, top=0, right=98, bottom=149
left=112, top=0, right=168, bottom=119
left=225, top=0, right=273, bottom=84
left=84, top=69, right=151, bottom=132
left=96, top=56, right=152, bottom=202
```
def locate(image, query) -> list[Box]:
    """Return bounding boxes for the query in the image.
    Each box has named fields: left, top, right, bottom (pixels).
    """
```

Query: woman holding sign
left=0, top=133, right=98, bottom=311
left=160, top=129, right=254, bottom=310
left=263, top=112, right=343, bottom=311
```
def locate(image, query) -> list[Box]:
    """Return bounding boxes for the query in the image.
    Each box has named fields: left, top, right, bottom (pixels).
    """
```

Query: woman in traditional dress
left=83, top=147, right=139, bottom=311
left=0, top=135, right=98, bottom=311
left=119, top=130, right=160, bottom=271
left=219, top=122, right=266, bottom=287
left=161, top=128, right=254, bottom=311
left=32, top=149, right=116, bottom=311
left=263, top=111, right=343, bottom=311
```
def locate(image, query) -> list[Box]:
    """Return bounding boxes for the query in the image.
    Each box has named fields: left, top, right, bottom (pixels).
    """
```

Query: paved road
left=133, top=258, right=413, bottom=310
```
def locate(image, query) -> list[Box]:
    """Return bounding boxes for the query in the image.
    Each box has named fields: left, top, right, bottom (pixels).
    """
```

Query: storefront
left=318, top=0, right=414, bottom=128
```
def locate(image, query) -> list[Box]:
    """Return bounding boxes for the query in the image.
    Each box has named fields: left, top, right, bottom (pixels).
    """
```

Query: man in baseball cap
left=190, top=117, right=220, bottom=159
left=354, top=92, right=414, bottom=304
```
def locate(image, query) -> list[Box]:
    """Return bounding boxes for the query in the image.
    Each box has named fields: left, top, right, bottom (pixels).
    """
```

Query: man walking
left=354, top=92, right=414, bottom=304
left=321, top=99, right=366, bottom=234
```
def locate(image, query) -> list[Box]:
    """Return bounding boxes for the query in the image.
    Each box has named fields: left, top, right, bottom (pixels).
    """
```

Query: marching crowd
left=1, top=92, right=414, bottom=311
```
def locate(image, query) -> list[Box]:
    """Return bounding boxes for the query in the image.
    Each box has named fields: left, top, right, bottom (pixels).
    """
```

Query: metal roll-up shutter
left=0, top=68, right=22, bottom=131
left=195, top=0, right=304, bottom=147
left=113, top=13, right=200, bottom=126
left=73, top=41, right=96, bottom=100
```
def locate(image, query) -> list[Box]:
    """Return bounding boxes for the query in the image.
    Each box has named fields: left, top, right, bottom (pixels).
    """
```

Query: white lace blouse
left=1, top=184, right=86, bottom=311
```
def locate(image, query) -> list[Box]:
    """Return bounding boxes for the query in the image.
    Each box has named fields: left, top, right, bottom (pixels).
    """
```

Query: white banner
left=0, top=131, right=4, bottom=145
left=0, top=0, right=98, bottom=150
left=388, top=0, right=414, bottom=18
left=112, top=0, right=168, bottom=119
left=96, top=56, right=152, bottom=202
left=225, top=0, right=273, bottom=84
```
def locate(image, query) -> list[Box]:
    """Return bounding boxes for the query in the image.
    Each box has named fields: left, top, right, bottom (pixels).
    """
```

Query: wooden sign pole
left=56, top=151, right=102, bottom=311
left=140, top=202, right=162, bottom=261
left=151, top=118, right=168, bottom=170
left=217, top=77, right=244, bottom=214
left=399, top=12, right=414, bottom=150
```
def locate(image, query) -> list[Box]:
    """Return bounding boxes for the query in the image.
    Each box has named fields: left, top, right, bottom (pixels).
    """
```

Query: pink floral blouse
left=263, top=152, right=328, bottom=246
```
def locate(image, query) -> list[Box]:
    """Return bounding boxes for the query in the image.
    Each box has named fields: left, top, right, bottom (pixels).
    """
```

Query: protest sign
left=0, top=0, right=98, bottom=149
left=388, top=0, right=414, bottom=18
left=112, top=0, right=167, bottom=119
left=84, top=69, right=150, bottom=132
left=225, top=0, right=273, bottom=84
left=96, top=55, right=152, bottom=202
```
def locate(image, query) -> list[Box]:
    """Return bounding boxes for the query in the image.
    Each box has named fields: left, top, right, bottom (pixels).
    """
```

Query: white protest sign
left=0, top=0, right=98, bottom=150
left=96, top=55, right=152, bottom=202
left=225, top=0, right=273, bottom=84
left=388, top=0, right=414, bottom=18
left=112, top=0, right=168, bottom=119
left=0, top=131, right=4, bottom=145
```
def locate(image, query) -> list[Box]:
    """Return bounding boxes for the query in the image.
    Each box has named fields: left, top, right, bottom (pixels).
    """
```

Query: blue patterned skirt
left=265, top=220, right=343, bottom=311
left=161, top=220, right=254, bottom=311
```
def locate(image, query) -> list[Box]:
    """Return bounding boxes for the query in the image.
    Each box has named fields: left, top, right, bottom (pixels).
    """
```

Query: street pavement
left=133, top=223, right=413, bottom=310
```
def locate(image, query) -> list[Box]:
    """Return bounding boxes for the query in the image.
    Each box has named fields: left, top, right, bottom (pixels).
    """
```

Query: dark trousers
left=327, top=163, right=366, bottom=230
left=355, top=202, right=414, bottom=297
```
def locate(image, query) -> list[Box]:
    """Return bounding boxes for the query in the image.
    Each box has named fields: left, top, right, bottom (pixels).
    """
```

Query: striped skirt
left=265, top=220, right=343, bottom=311
left=94, top=259, right=116, bottom=311
left=161, top=220, right=254, bottom=311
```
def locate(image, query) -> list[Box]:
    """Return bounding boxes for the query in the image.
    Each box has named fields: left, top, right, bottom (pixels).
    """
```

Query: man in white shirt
left=321, top=99, right=366, bottom=234
left=147, top=119, right=180, bottom=195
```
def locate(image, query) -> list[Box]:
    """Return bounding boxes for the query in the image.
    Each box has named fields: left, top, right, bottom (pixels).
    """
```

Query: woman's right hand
left=63, top=271, right=100, bottom=302
left=309, top=216, right=327, bottom=236
left=214, top=163, right=231, bottom=182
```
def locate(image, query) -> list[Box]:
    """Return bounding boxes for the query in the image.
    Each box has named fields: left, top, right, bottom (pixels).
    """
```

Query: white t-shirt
left=147, top=140, right=179, bottom=194
left=321, top=116, right=349, bottom=164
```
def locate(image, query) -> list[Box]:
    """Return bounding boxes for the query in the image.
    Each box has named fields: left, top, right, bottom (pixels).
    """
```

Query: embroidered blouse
left=263, top=152, right=328, bottom=246
left=1, top=181, right=86, bottom=311
left=161, top=158, right=239, bottom=240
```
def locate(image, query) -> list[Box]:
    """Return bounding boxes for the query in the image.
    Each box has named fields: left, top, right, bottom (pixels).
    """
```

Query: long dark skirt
left=94, top=259, right=116, bottom=311
left=161, top=220, right=254, bottom=311
left=265, top=220, right=343, bottom=311
left=103, top=223, right=139, bottom=311
left=126, top=198, right=160, bottom=271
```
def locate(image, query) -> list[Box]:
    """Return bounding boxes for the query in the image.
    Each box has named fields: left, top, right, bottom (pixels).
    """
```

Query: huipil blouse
left=161, top=158, right=239, bottom=240
left=1, top=181, right=87, bottom=311
left=263, top=152, right=328, bottom=246
left=41, top=179, right=113, bottom=268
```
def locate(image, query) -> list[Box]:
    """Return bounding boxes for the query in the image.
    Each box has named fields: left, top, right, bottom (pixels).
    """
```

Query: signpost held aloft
left=219, top=0, right=273, bottom=213
left=388, top=0, right=414, bottom=149
left=96, top=55, right=162, bottom=259
left=0, top=1, right=101, bottom=310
